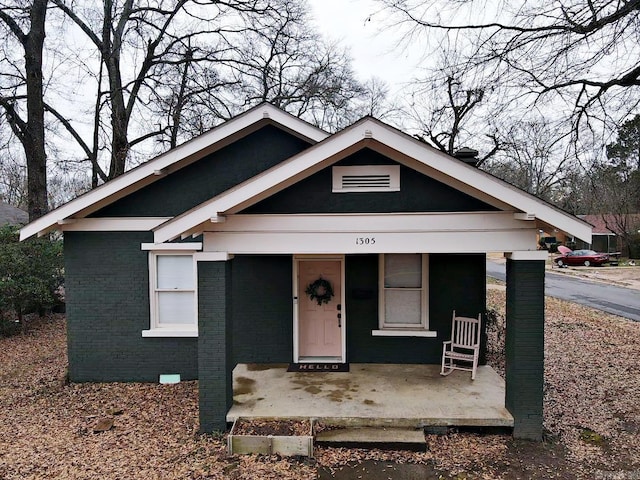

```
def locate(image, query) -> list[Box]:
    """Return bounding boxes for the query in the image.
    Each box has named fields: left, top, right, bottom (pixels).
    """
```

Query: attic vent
left=332, top=165, right=400, bottom=193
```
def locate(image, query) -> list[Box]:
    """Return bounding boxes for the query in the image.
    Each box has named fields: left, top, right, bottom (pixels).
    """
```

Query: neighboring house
left=578, top=214, right=640, bottom=255
left=0, top=201, right=28, bottom=225
left=20, top=104, right=592, bottom=441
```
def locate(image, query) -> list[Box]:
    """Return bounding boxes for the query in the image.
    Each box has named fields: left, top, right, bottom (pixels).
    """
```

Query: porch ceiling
left=227, top=363, right=513, bottom=428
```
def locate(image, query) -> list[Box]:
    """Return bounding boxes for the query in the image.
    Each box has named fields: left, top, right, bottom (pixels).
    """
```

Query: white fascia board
left=209, top=212, right=530, bottom=233
left=19, top=104, right=327, bottom=241
left=141, top=242, right=202, bottom=251
left=59, top=217, right=171, bottom=232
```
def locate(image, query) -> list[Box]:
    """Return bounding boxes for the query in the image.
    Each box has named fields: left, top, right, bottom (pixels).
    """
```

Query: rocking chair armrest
left=442, top=340, right=452, bottom=347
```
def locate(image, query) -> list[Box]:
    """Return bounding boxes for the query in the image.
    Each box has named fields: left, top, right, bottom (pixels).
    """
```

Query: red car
left=554, top=246, right=609, bottom=267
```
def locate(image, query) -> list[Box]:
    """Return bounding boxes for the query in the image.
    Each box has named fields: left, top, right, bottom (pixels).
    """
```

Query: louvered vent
left=342, top=174, right=391, bottom=189
left=332, top=165, right=400, bottom=192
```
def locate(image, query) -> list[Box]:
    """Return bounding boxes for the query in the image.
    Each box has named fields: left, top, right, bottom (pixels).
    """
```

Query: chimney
left=454, top=147, right=479, bottom=167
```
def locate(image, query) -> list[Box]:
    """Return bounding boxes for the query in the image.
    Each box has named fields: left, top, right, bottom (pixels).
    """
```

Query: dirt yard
left=1, top=287, right=639, bottom=479
left=550, top=264, right=640, bottom=290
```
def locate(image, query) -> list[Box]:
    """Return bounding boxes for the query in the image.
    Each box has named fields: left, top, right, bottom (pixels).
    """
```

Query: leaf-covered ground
left=1, top=289, right=639, bottom=479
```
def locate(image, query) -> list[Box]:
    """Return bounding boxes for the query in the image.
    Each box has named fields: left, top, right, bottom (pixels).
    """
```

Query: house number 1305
left=355, top=237, right=375, bottom=245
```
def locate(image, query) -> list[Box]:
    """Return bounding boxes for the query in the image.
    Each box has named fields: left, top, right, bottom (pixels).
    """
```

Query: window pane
left=157, top=255, right=193, bottom=289
left=158, top=291, right=195, bottom=325
left=384, top=254, right=421, bottom=288
left=384, top=290, right=421, bottom=324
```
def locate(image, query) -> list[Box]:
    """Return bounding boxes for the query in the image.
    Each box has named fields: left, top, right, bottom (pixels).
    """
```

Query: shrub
left=0, top=225, right=63, bottom=335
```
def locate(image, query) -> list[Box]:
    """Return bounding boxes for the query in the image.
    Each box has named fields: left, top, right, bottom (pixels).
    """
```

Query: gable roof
left=153, top=116, right=592, bottom=243
left=20, top=104, right=328, bottom=240
left=0, top=202, right=28, bottom=225
left=21, top=105, right=592, bottom=244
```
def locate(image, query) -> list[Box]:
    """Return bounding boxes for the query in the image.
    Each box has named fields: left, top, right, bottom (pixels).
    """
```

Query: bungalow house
left=21, top=104, right=592, bottom=441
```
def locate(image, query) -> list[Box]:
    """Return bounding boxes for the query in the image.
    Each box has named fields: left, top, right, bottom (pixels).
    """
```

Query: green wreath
left=305, top=277, right=335, bottom=305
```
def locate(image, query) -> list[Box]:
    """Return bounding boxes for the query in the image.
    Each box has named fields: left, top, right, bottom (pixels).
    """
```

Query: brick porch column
left=197, top=254, right=234, bottom=433
left=505, top=251, right=547, bottom=441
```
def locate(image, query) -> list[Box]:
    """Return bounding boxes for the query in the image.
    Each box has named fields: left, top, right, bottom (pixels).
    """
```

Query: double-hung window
left=143, top=251, right=198, bottom=337
left=374, top=253, right=434, bottom=337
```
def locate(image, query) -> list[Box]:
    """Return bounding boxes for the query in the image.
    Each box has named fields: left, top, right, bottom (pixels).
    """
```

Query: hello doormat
left=287, top=363, right=349, bottom=373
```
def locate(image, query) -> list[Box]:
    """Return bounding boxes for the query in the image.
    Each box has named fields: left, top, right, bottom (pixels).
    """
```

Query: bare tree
left=353, top=77, right=397, bottom=120
left=51, top=0, right=286, bottom=181
left=0, top=0, right=48, bottom=220
left=401, top=52, right=502, bottom=164
left=377, top=0, right=640, bottom=135
left=51, top=0, right=190, bottom=180
left=0, top=149, right=26, bottom=208
left=147, top=40, right=238, bottom=150
left=229, top=0, right=366, bottom=132
left=483, top=120, right=577, bottom=203
left=149, top=0, right=372, bottom=141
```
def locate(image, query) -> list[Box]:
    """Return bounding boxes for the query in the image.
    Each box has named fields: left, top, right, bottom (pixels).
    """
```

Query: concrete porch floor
left=227, top=363, right=514, bottom=429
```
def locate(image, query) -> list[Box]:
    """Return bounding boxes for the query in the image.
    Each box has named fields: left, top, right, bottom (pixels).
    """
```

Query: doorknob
left=337, top=313, right=342, bottom=327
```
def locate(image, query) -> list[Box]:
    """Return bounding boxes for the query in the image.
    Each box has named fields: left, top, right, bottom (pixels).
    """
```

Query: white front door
left=295, top=257, right=344, bottom=362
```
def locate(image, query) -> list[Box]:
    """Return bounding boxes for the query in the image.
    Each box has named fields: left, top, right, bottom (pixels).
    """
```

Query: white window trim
left=142, top=249, right=199, bottom=338
left=332, top=165, right=400, bottom=193
left=371, top=329, right=437, bottom=337
left=141, top=242, right=202, bottom=251
left=377, top=253, right=435, bottom=336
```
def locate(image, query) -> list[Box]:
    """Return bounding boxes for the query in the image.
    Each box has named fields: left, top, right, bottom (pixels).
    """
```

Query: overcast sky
left=307, top=0, right=421, bottom=92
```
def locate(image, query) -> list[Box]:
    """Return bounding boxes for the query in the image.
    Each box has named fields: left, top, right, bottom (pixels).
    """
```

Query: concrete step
left=316, top=427, right=426, bottom=450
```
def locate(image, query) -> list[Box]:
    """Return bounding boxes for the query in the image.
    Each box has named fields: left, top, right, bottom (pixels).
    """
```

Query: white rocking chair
left=440, top=311, right=482, bottom=380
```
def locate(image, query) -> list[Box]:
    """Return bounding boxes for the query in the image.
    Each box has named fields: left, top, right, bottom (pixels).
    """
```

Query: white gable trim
left=20, top=104, right=328, bottom=241
left=153, top=119, right=592, bottom=244
left=58, top=217, right=171, bottom=232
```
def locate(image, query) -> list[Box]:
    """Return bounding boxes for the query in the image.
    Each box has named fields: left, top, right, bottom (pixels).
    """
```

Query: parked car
left=554, top=246, right=609, bottom=267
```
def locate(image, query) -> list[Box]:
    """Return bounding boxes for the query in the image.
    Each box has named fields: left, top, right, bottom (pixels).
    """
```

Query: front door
left=296, top=258, right=343, bottom=361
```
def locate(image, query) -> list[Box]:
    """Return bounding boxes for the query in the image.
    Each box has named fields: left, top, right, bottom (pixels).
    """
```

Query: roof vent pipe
left=454, top=147, right=480, bottom=167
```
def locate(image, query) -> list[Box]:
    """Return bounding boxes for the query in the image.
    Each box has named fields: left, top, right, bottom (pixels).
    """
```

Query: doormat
left=287, top=363, right=349, bottom=373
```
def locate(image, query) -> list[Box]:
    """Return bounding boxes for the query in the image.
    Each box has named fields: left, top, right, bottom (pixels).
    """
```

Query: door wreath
left=305, top=277, right=334, bottom=305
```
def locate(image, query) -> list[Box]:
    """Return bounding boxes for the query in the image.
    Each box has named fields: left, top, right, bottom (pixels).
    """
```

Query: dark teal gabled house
left=21, top=104, right=592, bottom=440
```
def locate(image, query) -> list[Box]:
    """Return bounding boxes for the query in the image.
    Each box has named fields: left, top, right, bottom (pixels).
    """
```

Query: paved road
left=487, top=261, right=640, bottom=322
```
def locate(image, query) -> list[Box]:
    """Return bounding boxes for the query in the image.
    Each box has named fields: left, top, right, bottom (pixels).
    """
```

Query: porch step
left=316, top=427, right=426, bottom=450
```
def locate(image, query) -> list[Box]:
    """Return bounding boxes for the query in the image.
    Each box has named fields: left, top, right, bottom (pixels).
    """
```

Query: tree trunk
left=107, top=60, right=129, bottom=180
left=24, top=0, right=48, bottom=221
left=103, top=0, right=129, bottom=180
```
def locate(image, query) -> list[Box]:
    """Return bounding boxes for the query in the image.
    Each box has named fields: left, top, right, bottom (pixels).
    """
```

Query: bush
left=0, top=225, right=63, bottom=334
left=0, top=315, right=21, bottom=337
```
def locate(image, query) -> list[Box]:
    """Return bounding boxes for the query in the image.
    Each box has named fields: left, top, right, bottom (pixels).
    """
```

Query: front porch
left=226, top=363, right=513, bottom=428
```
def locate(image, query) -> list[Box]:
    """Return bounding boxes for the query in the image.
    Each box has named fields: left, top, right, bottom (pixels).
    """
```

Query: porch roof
left=153, top=117, right=592, bottom=244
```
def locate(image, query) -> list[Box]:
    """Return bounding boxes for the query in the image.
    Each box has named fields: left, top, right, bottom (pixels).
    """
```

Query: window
left=144, top=252, right=197, bottom=337
left=332, top=165, right=400, bottom=192
left=374, top=254, right=433, bottom=337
